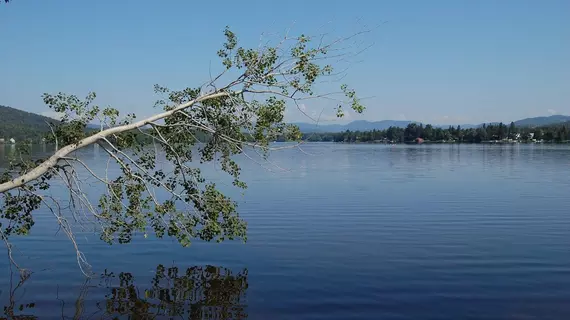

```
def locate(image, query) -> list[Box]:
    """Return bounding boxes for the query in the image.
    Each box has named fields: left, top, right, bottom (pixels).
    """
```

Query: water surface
left=1, top=143, right=569, bottom=319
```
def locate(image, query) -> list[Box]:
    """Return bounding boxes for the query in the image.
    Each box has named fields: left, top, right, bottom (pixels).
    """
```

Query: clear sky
left=1, top=0, right=569, bottom=125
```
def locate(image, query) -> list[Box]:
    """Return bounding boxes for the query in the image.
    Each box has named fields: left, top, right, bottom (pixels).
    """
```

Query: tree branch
left=0, top=90, right=238, bottom=193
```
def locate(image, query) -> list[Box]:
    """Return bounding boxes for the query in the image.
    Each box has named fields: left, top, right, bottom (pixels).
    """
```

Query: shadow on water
left=1, top=264, right=248, bottom=319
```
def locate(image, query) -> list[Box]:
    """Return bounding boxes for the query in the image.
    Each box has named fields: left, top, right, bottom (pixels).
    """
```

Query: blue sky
left=1, top=0, right=569, bottom=125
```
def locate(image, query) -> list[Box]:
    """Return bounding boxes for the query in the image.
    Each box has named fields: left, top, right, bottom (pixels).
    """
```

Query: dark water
left=1, top=143, right=569, bottom=319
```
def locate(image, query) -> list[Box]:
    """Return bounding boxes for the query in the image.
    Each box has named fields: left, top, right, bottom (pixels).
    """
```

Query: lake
left=1, top=143, right=569, bottom=319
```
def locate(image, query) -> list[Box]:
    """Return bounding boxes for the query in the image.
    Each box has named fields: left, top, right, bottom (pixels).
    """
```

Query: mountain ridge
left=2, top=104, right=570, bottom=138
left=292, top=115, right=570, bottom=133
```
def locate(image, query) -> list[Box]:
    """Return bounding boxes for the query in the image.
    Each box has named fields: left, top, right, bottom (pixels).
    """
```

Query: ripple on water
left=1, top=144, right=570, bottom=319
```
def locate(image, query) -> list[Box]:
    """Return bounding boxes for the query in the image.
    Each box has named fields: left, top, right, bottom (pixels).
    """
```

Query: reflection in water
left=1, top=265, right=248, bottom=319
left=1, top=270, right=36, bottom=320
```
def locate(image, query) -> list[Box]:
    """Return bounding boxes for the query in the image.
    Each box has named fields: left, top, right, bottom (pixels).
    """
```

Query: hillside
left=514, top=115, right=570, bottom=127
left=0, top=105, right=59, bottom=142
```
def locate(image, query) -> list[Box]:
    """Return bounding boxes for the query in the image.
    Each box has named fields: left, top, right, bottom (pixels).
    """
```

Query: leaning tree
left=0, top=20, right=369, bottom=275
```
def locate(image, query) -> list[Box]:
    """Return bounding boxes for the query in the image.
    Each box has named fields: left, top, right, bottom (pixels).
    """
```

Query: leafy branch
left=0, top=25, right=369, bottom=274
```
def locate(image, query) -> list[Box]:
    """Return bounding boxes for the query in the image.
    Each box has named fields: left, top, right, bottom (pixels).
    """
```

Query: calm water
left=1, top=143, right=569, bottom=319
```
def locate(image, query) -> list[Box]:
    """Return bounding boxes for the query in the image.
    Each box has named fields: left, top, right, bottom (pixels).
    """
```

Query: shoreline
left=331, top=140, right=567, bottom=145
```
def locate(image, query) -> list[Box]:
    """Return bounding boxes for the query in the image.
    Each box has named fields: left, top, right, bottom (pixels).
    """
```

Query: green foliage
left=0, top=144, right=60, bottom=239
left=338, top=84, right=364, bottom=118
left=41, top=92, right=128, bottom=146
left=0, top=26, right=364, bottom=256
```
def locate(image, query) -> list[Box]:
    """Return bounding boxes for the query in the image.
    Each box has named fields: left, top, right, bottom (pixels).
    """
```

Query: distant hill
left=514, top=115, right=570, bottom=127
left=292, top=120, right=413, bottom=133
left=293, top=115, right=570, bottom=133
left=0, top=105, right=59, bottom=142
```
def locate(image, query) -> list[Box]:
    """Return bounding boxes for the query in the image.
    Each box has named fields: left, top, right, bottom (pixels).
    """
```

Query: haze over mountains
left=292, top=115, right=570, bottom=133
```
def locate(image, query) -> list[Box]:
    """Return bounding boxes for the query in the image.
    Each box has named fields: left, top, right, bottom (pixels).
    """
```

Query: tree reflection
left=1, top=270, right=37, bottom=320
left=99, top=264, right=248, bottom=319
left=1, top=264, right=248, bottom=319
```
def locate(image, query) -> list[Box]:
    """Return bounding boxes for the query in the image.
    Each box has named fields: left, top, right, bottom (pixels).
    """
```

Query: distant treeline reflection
left=1, top=264, right=248, bottom=319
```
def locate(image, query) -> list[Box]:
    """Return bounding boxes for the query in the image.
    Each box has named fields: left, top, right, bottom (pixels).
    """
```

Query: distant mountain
left=293, top=115, right=570, bottom=133
left=2, top=103, right=569, bottom=140
left=514, top=115, right=570, bottom=127
left=292, top=120, right=413, bottom=133
left=0, top=105, right=59, bottom=142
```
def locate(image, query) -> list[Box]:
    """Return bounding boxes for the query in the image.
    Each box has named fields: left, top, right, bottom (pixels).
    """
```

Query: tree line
left=5, top=120, right=570, bottom=146
left=297, top=121, right=570, bottom=143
